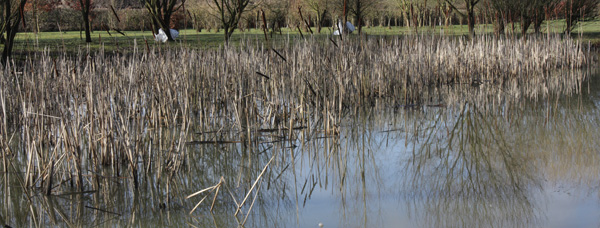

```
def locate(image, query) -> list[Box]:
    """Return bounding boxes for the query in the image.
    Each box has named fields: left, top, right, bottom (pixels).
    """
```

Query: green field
left=5, top=19, right=600, bottom=55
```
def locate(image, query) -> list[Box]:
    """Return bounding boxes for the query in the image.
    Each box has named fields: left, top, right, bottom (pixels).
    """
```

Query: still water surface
left=289, top=69, right=600, bottom=228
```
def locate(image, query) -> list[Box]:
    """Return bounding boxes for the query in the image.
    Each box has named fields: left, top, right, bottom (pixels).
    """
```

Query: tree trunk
left=343, top=0, right=348, bottom=29
left=494, top=12, right=505, bottom=37
left=82, top=10, right=92, bottom=42
left=355, top=0, right=362, bottom=34
left=2, top=30, right=18, bottom=64
left=467, top=7, right=475, bottom=37
left=316, top=16, right=322, bottom=33
left=533, top=19, right=543, bottom=35
left=163, top=11, right=175, bottom=41
left=520, top=17, right=531, bottom=37
left=78, top=0, right=93, bottom=43
left=224, top=24, right=233, bottom=44
left=2, top=0, right=12, bottom=63
left=317, top=10, right=326, bottom=33
left=151, top=16, right=175, bottom=41
left=2, top=0, right=24, bottom=63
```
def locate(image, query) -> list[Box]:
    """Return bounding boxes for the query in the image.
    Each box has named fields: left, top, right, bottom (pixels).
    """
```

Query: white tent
left=333, top=21, right=356, bottom=36
left=170, top=29, right=179, bottom=39
left=346, top=21, right=355, bottom=33
left=154, top=28, right=180, bottom=42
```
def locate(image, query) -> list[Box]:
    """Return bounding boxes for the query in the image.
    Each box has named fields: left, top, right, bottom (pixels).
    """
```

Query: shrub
left=117, top=8, right=153, bottom=31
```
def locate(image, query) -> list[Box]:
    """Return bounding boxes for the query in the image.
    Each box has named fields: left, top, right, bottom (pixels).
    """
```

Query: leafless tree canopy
left=142, top=0, right=184, bottom=41
left=209, top=0, right=255, bottom=43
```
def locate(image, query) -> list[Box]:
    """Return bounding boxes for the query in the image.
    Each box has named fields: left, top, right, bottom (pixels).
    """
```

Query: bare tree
left=262, top=0, right=288, bottom=34
left=375, top=0, right=395, bottom=27
left=388, top=0, right=424, bottom=32
left=141, top=0, right=184, bottom=41
left=1, top=0, right=27, bottom=63
left=209, top=0, right=253, bottom=44
left=304, top=0, right=329, bottom=33
left=347, top=0, right=379, bottom=34
left=510, top=0, right=556, bottom=36
left=490, top=0, right=559, bottom=36
left=67, top=0, right=93, bottom=42
left=80, top=0, right=91, bottom=42
left=488, top=0, right=514, bottom=36
left=556, top=0, right=599, bottom=33
left=444, top=0, right=480, bottom=36
left=530, top=0, right=558, bottom=34
left=438, top=0, right=454, bottom=27
left=330, top=0, right=378, bottom=34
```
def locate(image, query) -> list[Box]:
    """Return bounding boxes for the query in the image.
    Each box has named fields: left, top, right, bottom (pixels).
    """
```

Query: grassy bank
left=3, top=19, right=600, bottom=55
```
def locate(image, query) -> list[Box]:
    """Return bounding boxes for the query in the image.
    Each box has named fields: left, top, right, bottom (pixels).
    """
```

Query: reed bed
left=0, top=34, right=593, bottom=225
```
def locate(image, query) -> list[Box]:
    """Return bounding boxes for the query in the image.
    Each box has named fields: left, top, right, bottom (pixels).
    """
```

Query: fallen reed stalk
left=187, top=177, right=223, bottom=214
left=234, top=155, right=275, bottom=216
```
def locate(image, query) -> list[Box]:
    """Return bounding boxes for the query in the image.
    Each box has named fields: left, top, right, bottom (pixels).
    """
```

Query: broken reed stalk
left=45, top=160, right=55, bottom=195
left=242, top=179, right=263, bottom=226
left=186, top=177, right=224, bottom=214
left=210, top=177, right=224, bottom=211
left=235, top=155, right=275, bottom=216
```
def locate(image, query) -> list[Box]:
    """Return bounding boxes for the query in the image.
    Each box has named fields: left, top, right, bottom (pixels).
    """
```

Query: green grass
left=4, top=19, right=600, bottom=56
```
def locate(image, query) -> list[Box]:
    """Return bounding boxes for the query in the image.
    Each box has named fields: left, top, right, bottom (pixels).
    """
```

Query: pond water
left=284, top=73, right=600, bottom=228
left=1, top=67, right=599, bottom=228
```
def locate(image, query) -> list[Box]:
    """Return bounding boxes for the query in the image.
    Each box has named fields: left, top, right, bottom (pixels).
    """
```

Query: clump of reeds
left=0, top=34, right=592, bottom=225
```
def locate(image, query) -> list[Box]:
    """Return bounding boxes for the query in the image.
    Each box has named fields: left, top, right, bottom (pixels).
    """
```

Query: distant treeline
left=16, top=0, right=600, bottom=34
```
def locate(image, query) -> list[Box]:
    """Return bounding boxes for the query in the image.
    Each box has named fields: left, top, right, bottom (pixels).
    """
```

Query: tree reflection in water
left=403, top=102, right=543, bottom=228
